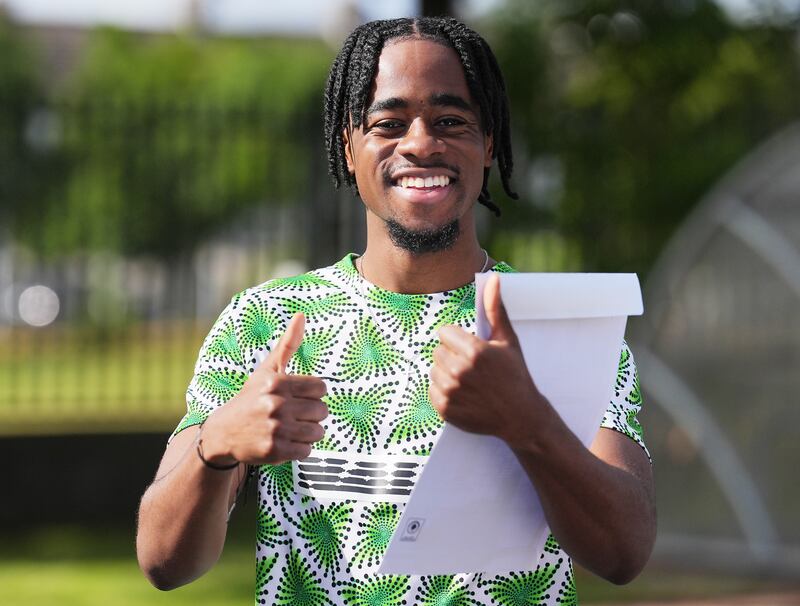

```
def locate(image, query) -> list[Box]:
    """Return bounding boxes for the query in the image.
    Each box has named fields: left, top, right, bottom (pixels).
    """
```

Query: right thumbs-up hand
left=199, top=313, right=329, bottom=467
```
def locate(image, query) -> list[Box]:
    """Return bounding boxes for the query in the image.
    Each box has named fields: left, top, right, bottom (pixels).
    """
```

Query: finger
left=280, top=419, right=326, bottom=444
left=432, top=342, right=463, bottom=374
left=428, top=381, right=447, bottom=416
left=265, top=313, right=306, bottom=373
left=289, top=442, right=314, bottom=461
left=268, top=441, right=313, bottom=464
left=430, top=363, right=458, bottom=396
left=289, top=399, right=329, bottom=422
left=483, top=273, right=518, bottom=345
left=287, top=375, right=328, bottom=398
left=437, top=324, right=482, bottom=354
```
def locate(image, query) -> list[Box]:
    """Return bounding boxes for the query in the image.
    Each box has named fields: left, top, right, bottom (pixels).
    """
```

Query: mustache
left=382, top=162, right=460, bottom=184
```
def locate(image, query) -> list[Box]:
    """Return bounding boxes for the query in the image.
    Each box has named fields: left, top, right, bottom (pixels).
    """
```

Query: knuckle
left=265, top=373, right=288, bottom=394
left=258, top=394, right=273, bottom=414
left=260, top=434, right=275, bottom=457
left=263, top=396, right=283, bottom=417
left=464, top=344, right=481, bottom=365
left=440, top=380, right=458, bottom=397
left=264, top=418, right=279, bottom=438
left=262, top=374, right=278, bottom=393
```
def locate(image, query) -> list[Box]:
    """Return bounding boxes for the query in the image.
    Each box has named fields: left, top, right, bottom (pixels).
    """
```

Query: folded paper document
left=378, top=272, right=643, bottom=575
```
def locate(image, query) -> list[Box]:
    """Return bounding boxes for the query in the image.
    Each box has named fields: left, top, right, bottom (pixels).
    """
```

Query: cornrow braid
left=323, top=16, right=518, bottom=216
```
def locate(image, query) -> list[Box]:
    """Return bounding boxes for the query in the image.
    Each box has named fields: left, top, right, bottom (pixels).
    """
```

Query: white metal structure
left=632, top=123, right=800, bottom=577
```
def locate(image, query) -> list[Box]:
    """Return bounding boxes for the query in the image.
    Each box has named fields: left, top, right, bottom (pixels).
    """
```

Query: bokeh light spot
left=18, top=285, right=60, bottom=327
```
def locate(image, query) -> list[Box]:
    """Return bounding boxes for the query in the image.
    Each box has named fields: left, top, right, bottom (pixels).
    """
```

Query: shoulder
left=233, top=263, right=343, bottom=307
left=222, top=258, right=357, bottom=331
left=491, top=260, right=516, bottom=273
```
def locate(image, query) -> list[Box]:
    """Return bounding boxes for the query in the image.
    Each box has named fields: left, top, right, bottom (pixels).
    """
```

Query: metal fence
left=0, top=97, right=578, bottom=435
left=0, top=98, right=333, bottom=434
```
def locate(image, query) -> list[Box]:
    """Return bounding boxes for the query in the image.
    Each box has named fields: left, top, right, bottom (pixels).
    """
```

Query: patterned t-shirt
left=175, top=253, right=648, bottom=606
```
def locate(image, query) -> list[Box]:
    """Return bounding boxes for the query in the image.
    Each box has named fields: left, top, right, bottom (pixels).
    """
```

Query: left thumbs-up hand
left=430, top=273, right=550, bottom=449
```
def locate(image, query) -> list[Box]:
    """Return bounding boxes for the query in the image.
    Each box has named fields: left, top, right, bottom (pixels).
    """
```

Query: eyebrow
left=365, top=93, right=474, bottom=118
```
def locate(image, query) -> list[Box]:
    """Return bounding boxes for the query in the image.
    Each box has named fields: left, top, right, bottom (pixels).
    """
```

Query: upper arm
left=590, top=427, right=654, bottom=501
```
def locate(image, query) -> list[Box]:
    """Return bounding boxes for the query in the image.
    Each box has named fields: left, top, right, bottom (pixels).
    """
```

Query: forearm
left=136, top=427, right=241, bottom=590
left=512, top=410, right=655, bottom=584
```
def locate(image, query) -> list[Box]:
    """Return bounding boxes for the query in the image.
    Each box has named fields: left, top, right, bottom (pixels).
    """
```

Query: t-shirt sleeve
left=599, top=340, right=650, bottom=461
left=171, top=294, right=250, bottom=439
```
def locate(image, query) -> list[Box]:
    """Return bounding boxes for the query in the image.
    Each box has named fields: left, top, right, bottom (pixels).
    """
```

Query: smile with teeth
left=396, top=175, right=451, bottom=188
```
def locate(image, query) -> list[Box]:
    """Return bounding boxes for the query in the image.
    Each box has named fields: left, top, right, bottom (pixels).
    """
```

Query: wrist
left=196, top=420, right=238, bottom=471
left=503, top=391, right=561, bottom=455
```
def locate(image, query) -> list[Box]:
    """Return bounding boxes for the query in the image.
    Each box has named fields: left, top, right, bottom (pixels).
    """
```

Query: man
left=137, top=16, right=655, bottom=605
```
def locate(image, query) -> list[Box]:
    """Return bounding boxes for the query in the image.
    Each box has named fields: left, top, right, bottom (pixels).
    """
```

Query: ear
left=342, top=127, right=355, bottom=174
left=483, top=132, right=494, bottom=168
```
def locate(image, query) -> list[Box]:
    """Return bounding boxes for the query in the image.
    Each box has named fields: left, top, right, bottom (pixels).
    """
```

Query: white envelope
left=378, top=272, right=643, bottom=575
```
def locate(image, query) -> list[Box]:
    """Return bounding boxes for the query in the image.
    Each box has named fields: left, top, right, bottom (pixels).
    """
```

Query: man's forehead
left=374, top=37, right=465, bottom=80
left=365, top=38, right=475, bottom=110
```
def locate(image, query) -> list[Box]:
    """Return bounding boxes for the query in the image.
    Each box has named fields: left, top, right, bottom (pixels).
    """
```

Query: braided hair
left=324, top=17, right=517, bottom=216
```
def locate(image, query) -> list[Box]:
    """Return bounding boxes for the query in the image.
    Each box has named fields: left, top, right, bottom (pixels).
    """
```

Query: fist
left=429, top=273, right=548, bottom=448
left=201, top=313, right=329, bottom=466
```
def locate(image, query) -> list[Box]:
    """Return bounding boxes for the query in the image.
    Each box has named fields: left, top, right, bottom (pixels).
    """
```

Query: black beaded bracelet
left=196, top=424, right=239, bottom=471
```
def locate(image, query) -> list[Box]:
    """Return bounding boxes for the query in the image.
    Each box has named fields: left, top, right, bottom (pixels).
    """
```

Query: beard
left=385, top=218, right=460, bottom=254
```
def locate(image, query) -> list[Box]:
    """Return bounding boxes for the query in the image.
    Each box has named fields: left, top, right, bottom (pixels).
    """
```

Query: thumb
left=483, top=273, right=517, bottom=345
left=265, top=313, right=305, bottom=373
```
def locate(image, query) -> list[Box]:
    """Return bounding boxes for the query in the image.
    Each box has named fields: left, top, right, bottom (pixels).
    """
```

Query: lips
left=391, top=179, right=454, bottom=204
left=386, top=167, right=459, bottom=205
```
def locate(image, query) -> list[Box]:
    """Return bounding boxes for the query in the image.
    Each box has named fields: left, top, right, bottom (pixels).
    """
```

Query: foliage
left=8, top=28, right=332, bottom=257
left=4, top=3, right=800, bottom=272
left=0, top=12, right=43, bottom=223
left=485, top=0, right=800, bottom=274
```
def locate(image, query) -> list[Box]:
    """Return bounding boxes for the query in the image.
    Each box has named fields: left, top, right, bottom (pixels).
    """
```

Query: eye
left=437, top=116, right=467, bottom=127
left=373, top=119, right=405, bottom=131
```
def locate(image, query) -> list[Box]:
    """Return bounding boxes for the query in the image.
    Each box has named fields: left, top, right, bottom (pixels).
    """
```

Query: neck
left=359, top=220, right=492, bottom=294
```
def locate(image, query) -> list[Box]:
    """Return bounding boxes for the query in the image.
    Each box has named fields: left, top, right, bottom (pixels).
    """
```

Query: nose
left=395, top=118, right=446, bottom=159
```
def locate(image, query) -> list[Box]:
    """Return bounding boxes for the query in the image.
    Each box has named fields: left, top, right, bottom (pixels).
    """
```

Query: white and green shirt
left=175, top=253, right=648, bottom=606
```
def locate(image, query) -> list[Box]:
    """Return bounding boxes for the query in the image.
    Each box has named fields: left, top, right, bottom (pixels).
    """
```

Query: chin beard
left=385, top=218, right=460, bottom=254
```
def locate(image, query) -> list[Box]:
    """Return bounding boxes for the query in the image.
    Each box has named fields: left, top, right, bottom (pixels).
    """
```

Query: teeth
left=396, top=175, right=451, bottom=188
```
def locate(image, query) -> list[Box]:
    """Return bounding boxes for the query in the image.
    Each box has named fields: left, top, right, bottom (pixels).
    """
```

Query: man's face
left=343, top=38, right=493, bottom=252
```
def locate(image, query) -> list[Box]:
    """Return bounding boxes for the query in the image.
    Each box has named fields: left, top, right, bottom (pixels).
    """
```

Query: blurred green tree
left=486, top=0, right=800, bottom=274
left=12, top=28, right=332, bottom=258
left=0, top=11, right=43, bottom=226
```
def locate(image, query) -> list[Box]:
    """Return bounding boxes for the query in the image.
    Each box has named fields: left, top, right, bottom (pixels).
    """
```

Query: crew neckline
left=337, top=252, right=513, bottom=298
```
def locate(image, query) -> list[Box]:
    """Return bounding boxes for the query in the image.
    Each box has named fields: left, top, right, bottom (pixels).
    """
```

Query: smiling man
left=137, top=17, right=655, bottom=605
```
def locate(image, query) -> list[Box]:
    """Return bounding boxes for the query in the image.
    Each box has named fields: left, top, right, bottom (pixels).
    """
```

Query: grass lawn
left=0, top=323, right=204, bottom=434
left=0, top=521, right=796, bottom=606
left=0, top=523, right=254, bottom=606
